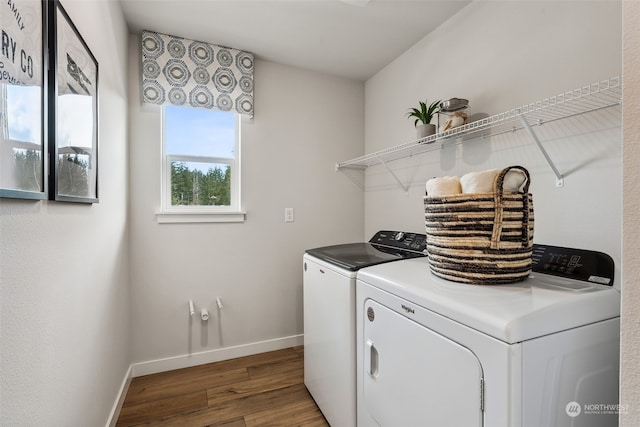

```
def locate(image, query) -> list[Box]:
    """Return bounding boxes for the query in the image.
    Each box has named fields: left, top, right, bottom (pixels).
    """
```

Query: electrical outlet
left=285, top=208, right=294, bottom=223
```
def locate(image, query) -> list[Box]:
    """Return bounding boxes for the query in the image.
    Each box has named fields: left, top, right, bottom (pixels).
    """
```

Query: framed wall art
left=0, top=0, right=47, bottom=200
left=48, top=0, right=98, bottom=203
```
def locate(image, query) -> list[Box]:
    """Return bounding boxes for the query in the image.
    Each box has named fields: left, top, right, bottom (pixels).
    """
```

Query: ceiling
left=119, top=0, right=471, bottom=81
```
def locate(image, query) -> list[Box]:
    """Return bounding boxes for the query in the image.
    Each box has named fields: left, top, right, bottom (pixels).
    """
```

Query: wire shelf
left=336, top=76, right=622, bottom=170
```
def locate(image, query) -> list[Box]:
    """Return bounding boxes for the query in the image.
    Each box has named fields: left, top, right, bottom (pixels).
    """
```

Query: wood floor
left=116, top=346, right=329, bottom=427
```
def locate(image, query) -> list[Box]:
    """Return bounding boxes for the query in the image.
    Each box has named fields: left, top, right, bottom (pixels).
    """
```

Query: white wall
left=0, top=1, right=130, bottom=425
left=364, top=1, right=623, bottom=280
left=621, top=1, right=640, bottom=424
left=128, top=36, right=364, bottom=368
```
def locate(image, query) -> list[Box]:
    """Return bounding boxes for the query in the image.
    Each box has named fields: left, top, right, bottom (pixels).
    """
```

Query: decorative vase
left=417, top=123, right=436, bottom=139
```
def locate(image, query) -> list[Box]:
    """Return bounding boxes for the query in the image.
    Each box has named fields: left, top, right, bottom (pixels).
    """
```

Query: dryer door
left=363, top=299, right=484, bottom=427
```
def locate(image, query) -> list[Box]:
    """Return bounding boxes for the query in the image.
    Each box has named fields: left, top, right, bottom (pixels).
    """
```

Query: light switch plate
left=285, top=208, right=294, bottom=223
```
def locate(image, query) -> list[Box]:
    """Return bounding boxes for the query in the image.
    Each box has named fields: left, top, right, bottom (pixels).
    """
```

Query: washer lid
left=357, top=257, right=620, bottom=344
left=306, top=243, right=407, bottom=271
left=305, top=231, right=426, bottom=271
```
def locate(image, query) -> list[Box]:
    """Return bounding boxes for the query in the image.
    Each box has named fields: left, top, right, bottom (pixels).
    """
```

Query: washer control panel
left=369, top=230, right=427, bottom=254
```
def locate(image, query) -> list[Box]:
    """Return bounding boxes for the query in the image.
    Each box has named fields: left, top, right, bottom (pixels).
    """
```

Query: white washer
left=356, top=246, right=620, bottom=427
left=304, top=231, right=427, bottom=427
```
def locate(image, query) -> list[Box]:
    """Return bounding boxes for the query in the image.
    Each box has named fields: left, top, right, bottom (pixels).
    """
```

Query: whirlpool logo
left=401, top=304, right=415, bottom=314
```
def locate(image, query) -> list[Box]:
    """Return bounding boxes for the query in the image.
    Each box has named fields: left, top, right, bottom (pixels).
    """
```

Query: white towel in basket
left=425, top=176, right=462, bottom=196
left=460, top=168, right=527, bottom=194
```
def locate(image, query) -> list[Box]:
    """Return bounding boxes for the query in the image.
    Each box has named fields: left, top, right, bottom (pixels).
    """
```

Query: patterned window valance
left=140, top=30, right=254, bottom=116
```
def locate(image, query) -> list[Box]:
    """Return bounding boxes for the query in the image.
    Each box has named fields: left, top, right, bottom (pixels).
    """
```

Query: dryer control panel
left=532, top=244, right=615, bottom=286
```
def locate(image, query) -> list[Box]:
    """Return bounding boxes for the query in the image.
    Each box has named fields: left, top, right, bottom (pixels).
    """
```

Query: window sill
left=156, top=211, right=246, bottom=224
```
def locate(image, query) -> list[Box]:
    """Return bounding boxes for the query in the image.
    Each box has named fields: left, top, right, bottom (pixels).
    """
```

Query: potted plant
left=407, top=99, right=441, bottom=139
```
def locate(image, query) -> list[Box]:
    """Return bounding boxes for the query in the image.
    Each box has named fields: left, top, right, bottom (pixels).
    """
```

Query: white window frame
left=157, top=109, right=245, bottom=224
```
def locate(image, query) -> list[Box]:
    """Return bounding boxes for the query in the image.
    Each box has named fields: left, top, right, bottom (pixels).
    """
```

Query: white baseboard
left=107, top=364, right=132, bottom=427
left=130, top=334, right=304, bottom=377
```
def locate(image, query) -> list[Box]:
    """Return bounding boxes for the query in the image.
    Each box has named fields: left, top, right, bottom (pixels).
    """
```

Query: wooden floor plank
left=122, top=384, right=320, bottom=427
left=116, top=346, right=327, bottom=427
left=247, top=357, right=304, bottom=380
left=202, top=347, right=303, bottom=374
left=116, top=390, right=207, bottom=426
left=207, top=367, right=303, bottom=406
left=207, top=384, right=313, bottom=423
left=139, top=384, right=316, bottom=427
left=207, top=417, right=247, bottom=427
left=128, top=347, right=300, bottom=397
left=124, top=367, right=250, bottom=405
left=296, top=416, right=331, bottom=427
left=244, top=398, right=327, bottom=427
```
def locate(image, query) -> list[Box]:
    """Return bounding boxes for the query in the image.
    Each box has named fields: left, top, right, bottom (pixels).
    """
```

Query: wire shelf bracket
left=518, top=113, right=564, bottom=187
left=376, top=154, right=409, bottom=193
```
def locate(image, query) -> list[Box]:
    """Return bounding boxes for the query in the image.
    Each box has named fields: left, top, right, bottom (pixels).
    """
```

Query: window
left=1, top=84, right=44, bottom=194
left=159, top=105, right=243, bottom=223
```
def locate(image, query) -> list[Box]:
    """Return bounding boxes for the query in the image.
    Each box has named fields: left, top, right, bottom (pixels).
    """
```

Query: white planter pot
left=417, top=123, right=436, bottom=139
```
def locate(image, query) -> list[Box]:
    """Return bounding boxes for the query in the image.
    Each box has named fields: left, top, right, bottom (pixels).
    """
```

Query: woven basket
left=424, top=166, right=534, bottom=285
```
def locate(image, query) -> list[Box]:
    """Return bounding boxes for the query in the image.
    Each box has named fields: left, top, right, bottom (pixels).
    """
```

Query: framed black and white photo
left=48, top=0, right=98, bottom=203
left=0, top=0, right=47, bottom=200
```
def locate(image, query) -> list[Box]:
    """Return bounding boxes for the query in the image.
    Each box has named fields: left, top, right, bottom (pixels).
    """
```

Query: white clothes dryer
left=356, top=245, right=620, bottom=427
